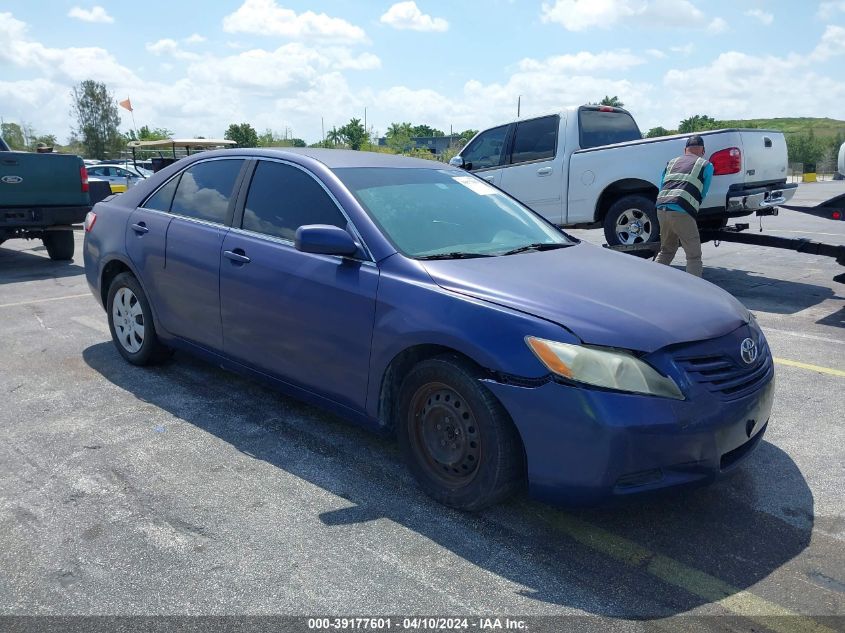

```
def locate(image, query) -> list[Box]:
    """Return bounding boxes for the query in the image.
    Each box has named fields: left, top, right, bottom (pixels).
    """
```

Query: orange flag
left=119, top=98, right=133, bottom=112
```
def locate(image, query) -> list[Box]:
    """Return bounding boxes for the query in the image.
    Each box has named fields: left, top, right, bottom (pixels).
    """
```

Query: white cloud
left=812, top=24, right=845, bottom=61
left=646, top=49, right=667, bottom=59
left=67, top=5, right=113, bottom=24
left=744, top=9, right=773, bottom=25
left=380, top=2, right=449, bottom=32
left=670, top=43, right=695, bottom=56
left=145, top=38, right=200, bottom=61
left=707, top=17, right=729, bottom=34
left=540, top=0, right=716, bottom=31
left=222, top=0, right=366, bottom=42
left=184, top=33, right=206, bottom=44
left=817, top=1, right=845, bottom=19
left=517, top=50, right=645, bottom=73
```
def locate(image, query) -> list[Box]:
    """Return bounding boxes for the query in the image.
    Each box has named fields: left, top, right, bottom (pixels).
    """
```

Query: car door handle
left=130, top=222, right=149, bottom=234
left=537, top=167, right=553, bottom=176
left=223, top=249, right=251, bottom=264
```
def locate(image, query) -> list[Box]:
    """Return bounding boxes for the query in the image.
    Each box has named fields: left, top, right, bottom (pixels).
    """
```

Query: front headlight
left=526, top=336, right=685, bottom=400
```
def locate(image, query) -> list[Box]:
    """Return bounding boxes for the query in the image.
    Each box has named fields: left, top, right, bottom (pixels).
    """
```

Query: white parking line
left=0, top=293, right=91, bottom=309
left=763, top=327, right=845, bottom=345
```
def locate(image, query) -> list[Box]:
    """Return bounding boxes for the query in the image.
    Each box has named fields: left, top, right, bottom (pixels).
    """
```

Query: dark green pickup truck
left=0, top=136, right=91, bottom=260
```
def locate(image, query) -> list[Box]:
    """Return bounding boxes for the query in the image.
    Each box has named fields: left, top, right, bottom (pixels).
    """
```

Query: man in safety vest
left=655, top=135, right=714, bottom=277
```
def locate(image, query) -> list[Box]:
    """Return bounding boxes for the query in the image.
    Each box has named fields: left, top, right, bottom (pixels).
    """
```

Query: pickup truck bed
left=1, top=137, right=91, bottom=260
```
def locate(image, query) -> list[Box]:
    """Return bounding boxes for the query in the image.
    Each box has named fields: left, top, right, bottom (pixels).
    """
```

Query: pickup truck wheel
left=107, top=273, right=171, bottom=366
left=603, top=195, right=660, bottom=247
left=42, top=230, right=75, bottom=261
left=397, top=355, right=525, bottom=511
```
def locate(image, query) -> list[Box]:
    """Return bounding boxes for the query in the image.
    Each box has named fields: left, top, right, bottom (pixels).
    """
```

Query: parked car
left=84, top=148, right=774, bottom=509
left=0, top=135, right=90, bottom=259
left=451, top=106, right=797, bottom=245
left=86, top=164, right=146, bottom=192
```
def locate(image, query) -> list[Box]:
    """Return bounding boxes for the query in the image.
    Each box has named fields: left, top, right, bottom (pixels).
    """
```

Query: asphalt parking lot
left=1, top=181, right=843, bottom=631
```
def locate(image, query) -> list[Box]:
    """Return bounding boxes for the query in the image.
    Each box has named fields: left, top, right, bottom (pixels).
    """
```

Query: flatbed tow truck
left=607, top=192, right=845, bottom=283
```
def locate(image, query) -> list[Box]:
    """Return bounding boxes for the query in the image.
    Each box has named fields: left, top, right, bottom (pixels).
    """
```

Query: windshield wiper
left=417, top=252, right=496, bottom=260
left=500, top=243, right=571, bottom=256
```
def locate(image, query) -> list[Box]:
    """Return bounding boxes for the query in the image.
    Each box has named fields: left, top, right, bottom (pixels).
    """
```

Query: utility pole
left=517, top=95, right=521, bottom=118
left=364, top=107, right=368, bottom=147
left=321, top=117, right=325, bottom=148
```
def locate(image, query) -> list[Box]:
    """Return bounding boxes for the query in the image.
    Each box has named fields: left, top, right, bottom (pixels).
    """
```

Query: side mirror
left=449, top=155, right=466, bottom=169
left=295, top=224, right=360, bottom=257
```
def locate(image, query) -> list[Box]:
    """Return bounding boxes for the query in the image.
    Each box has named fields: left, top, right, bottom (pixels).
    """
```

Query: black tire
left=106, top=272, right=171, bottom=366
left=603, top=195, right=660, bottom=247
left=397, top=355, right=525, bottom=510
left=42, top=230, right=75, bottom=260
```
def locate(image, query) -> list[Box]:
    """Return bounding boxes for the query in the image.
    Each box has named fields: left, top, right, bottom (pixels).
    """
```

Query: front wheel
left=106, top=272, right=171, bottom=366
left=42, top=230, right=75, bottom=260
left=397, top=355, right=525, bottom=510
left=603, top=195, right=660, bottom=247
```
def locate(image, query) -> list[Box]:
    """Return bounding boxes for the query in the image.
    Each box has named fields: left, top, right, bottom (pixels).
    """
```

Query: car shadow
left=0, top=242, right=85, bottom=285
left=83, top=342, right=815, bottom=619
left=816, top=304, right=845, bottom=329
left=703, top=266, right=836, bottom=314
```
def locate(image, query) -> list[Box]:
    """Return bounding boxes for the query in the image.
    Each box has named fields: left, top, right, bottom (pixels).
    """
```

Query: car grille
left=675, top=337, right=773, bottom=400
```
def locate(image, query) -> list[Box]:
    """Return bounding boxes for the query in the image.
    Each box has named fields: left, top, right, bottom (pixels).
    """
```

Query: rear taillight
left=80, top=165, right=89, bottom=192
left=710, top=147, right=742, bottom=175
left=599, top=106, right=615, bottom=112
left=84, top=211, right=97, bottom=232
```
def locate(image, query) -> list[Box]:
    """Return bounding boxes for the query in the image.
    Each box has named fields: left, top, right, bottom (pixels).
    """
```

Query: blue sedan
left=83, top=148, right=774, bottom=509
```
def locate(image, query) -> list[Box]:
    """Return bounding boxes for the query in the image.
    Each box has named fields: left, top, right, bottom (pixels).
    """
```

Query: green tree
left=224, top=122, right=259, bottom=148
left=71, top=80, right=124, bottom=159
left=787, top=130, right=823, bottom=171
left=290, top=138, right=306, bottom=147
left=386, top=121, right=413, bottom=152
left=411, top=124, right=444, bottom=137
left=1, top=122, right=27, bottom=150
left=339, top=118, right=367, bottom=150
left=678, top=114, right=719, bottom=133
left=139, top=126, right=172, bottom=140
left=325, top=127, right=342, bottom=147
left=646, top=126, right=672, bottom=138
left=599, top=95, right=624, bottom=108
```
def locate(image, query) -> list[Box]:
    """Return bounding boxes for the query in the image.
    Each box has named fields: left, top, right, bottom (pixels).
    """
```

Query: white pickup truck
left=450, top=105, right=798, bottom=246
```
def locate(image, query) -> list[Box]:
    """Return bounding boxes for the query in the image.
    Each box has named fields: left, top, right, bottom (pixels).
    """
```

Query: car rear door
left=219, top=159, right=379, bottom=410
left=460, top=124, right=512, bottom=186
left=498, top=115, right=564, bottom=223
left=153, top=158, right=247, bottom=351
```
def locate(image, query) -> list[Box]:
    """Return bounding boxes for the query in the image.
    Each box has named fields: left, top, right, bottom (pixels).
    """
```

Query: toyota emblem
left=740, top=338, right=758, bottom=365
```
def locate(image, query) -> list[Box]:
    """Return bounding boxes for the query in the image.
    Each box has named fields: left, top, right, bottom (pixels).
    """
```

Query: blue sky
left=1, top=0, right=844, bottom=143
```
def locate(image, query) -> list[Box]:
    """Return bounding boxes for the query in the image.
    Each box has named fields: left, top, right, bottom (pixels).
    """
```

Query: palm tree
left=326, top=127, right=342, bottom=147
left=599, top=95, right=624, bottom=108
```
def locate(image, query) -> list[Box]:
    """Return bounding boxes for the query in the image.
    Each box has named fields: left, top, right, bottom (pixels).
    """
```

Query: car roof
left=263, top=148, right=451, bottom=170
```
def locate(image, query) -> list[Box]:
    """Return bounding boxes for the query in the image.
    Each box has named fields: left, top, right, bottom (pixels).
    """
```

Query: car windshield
left=333, top=167, right=572, bottom=258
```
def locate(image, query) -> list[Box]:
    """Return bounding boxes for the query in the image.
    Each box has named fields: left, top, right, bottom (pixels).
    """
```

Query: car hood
left=421, top=243, right=748, bottom=353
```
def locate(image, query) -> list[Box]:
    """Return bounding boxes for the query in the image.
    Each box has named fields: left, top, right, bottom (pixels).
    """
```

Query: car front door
left=153, top=158, right=246, bottom=352
left=220, top=159, right=379, bottom=410
left=498, top=115, right=564, bottom=223
left=460, top=124, right=512, bottom=186
left=125, top=174, right=179, bottom=307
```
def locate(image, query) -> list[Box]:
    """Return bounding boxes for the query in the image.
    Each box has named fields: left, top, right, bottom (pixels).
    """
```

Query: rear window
left=511, top=116, right=558, bottom=164
left=578, top=108, right=642, bottom=149
left=170, top=159, right=245, bottom=224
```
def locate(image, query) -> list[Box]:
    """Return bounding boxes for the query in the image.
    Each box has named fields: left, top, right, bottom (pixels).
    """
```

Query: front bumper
left=484, top=326, right=775, bottom=505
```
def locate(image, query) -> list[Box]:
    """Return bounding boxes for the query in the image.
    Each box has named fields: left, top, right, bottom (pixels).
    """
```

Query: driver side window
left=462, top=125, right=509, bottom=171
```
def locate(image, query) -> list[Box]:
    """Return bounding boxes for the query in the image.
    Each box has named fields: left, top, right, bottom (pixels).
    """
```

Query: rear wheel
left=106, top=272, right=171, bottom=366
left=42, top=230, right=74, bottom=260
left=603, top=195, right=660, bottom=247
left=397, top=355, right=525, bottom=510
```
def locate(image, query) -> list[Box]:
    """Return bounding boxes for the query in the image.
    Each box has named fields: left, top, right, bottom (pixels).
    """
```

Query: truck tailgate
left=0, top=152, right=89, bottom=207
left=739, top=131, right=788, bottom=183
